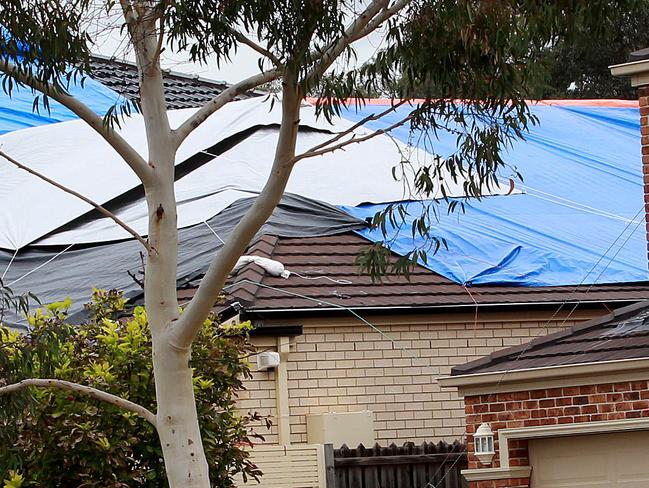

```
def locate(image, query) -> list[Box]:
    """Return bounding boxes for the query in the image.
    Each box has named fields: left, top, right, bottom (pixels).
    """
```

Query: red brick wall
left=641, top=85, right=649, bottom=263
left=463, top=380, right=649, bottom=488
left=473, top=480, right=529, bottom=488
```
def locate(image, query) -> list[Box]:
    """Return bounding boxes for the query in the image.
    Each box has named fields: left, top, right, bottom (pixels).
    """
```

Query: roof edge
left=438, top=357, right=649, bottom=392
left=242, top=298, right=638, bottom=317
left=451, top=300, right=649, bottom=376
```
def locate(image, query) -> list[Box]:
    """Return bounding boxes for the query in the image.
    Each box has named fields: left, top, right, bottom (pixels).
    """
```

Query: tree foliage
left=0, top=0, right=637, bottom=485
left=542, top=0, right=649, bottom=99
left=0, top=290, right=265, bottom=487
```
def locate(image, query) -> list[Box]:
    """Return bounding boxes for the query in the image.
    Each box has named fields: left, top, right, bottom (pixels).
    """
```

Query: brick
left=607, top=393, right=624, bottom=402
left=506, top=401, right=523, bottom=410
left=580, top=405, right=597, bottom=414
left=562, top=386, right=580, bottom=396
left=509, top=391, right=531, bottom=401
left=524, top=419, right=541, bottom=427
left=614, top=382, right=631, bottom=392
left=573, top=396, right=589, bottom=405
left=607, top=412, right=626, bottom=420
left=490, top=403, right=506, bottom=412
left=616, top=402, right=633, bottom=411
left=513, top=410, right=531, bottom=420
left=539, top=417, right=558, bottom=425
left=539, top=399, right=555, bottom=408
left=531, top=409, right=548, bottom=419
left=589, top=394, right=607, bottom=403
left=623, top=391, right=640, bottom=401
left=633, top=400, right=649, bottom=410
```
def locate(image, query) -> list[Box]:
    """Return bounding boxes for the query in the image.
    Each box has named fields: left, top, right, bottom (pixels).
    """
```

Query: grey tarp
left=1, top=194, right=365, bottom=328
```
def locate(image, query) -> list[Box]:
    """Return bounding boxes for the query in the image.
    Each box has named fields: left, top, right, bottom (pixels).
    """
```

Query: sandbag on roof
left=0, top=194, right=365, bottom=326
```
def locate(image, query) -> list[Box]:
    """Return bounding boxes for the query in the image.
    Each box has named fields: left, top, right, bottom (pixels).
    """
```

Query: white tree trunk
left=144, top=180, right=210, bottom=487
left=153, top=342, right=210, bottom=487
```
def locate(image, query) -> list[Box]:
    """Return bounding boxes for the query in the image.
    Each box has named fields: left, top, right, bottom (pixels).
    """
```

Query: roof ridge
left=90, top=53, right=231, bottom=88
left=226, top=235, right=281, bottom=305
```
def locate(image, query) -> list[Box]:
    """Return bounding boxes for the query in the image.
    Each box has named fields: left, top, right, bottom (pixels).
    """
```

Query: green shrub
left=0, top=289, right=266, bottom=487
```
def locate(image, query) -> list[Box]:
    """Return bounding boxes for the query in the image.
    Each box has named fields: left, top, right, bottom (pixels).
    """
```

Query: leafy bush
left=0, top=289, right=266, bottom=487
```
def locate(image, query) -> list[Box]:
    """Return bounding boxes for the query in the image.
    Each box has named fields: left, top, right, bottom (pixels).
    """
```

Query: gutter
left=243, top=298, right=635, bottom=316
left=438, top=357, right=649, bottom=395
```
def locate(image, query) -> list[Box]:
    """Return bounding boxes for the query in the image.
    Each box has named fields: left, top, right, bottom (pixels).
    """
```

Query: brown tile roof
left=451, top=300, right=649, bottom=375
left=180, top=232, right=649, bottom=314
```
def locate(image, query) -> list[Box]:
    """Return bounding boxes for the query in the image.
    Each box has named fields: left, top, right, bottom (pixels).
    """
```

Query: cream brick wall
left=238, top=309, right=603, bottom=447
left=238, top=364, right=279, bottom=444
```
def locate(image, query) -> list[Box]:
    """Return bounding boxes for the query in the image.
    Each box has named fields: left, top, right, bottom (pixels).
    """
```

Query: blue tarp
left=340, top=104, right=649, bottom=286
left=0, top=75, right=123, bottom=134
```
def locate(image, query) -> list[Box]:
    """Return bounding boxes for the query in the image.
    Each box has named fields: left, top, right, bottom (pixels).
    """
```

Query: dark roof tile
left=180, top=232, right=649, bottom=313
left=451, top=301, right=649, bottom=375
left=89, top=55, right=258, bottom=110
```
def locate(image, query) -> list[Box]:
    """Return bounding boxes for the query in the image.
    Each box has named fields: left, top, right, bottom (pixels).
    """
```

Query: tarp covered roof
left=0, top=57, right=647, bottom=320
left=341, top=101, right=649, bottom=287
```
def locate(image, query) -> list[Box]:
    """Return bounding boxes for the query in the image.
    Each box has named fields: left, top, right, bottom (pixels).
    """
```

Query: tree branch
left=349, top=0, right=410, bottom=44
left=0, top=149, right=151, bottom=251
left=232, top=29, right=282, bottom=68
left=0, top=61, right=153, bottom=186
left=172, top=68, right=282, bottom=148
left=304, top=0, right=393, bottom=85
left=0, top=378, right=157, bottom=426
left=170, top=80, right=302, bottom=349
left=301, top=99, right=409, bottom=155
left=293, top=110, right=413, bottom=163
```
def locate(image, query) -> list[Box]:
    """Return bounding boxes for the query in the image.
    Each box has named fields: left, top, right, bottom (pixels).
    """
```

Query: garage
left=529, top=430, right=649, bottom=487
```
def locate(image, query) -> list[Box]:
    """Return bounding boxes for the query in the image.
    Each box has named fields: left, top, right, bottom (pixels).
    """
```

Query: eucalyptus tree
left=0, top=1, right=625, bottom=486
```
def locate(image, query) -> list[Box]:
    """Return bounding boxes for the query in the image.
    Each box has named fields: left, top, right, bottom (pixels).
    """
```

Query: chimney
left=611, top=48, right=649, bottom=264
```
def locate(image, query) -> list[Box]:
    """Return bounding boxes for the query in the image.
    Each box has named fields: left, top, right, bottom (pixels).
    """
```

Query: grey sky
left=91, top=17, right=387, bottom=84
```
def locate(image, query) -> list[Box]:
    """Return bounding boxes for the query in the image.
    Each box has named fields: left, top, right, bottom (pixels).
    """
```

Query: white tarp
left=0, top=98, right=514, bottom=250
left=0, top=98, right=341, bottom=250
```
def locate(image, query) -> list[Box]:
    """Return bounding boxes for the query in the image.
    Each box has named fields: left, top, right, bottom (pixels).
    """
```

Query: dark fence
left=326, top=441, right=467, bottom=488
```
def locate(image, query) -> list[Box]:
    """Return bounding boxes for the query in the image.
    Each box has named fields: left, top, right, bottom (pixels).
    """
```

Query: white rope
left=222, top=278, right=431, bottom=369
left=290, top=271, right=353, bottom=285
left=202, top=221, right=226, bottom=245
left=522, top=184, right=642, bottom=223
left=7, top=243, right=74, bottom=287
